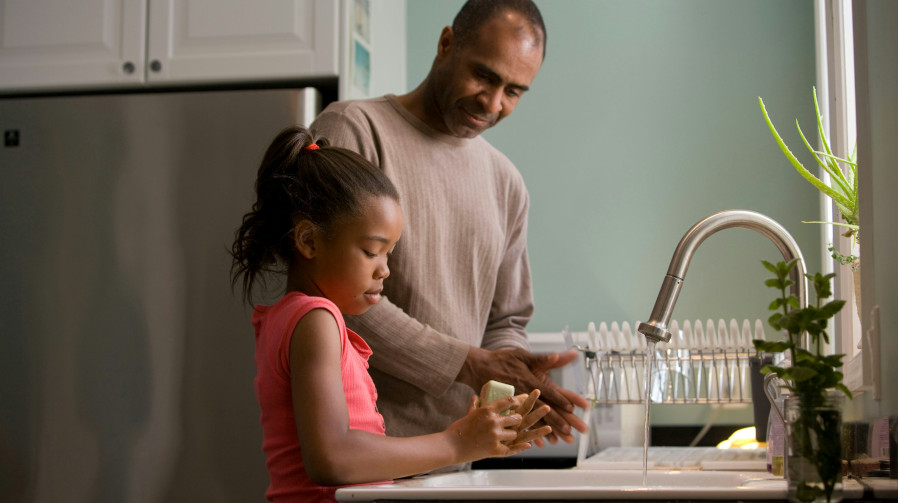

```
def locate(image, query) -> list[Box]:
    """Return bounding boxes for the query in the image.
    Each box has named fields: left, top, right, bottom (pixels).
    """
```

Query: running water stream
left=642, top=340, right=657, bottom=486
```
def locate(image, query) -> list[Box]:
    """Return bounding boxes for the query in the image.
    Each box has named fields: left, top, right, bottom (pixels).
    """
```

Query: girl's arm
left=289, top=308, right=546, bottom=486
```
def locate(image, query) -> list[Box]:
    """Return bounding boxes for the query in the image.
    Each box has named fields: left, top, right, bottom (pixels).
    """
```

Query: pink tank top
left=252, top=292, right=388, bottom=502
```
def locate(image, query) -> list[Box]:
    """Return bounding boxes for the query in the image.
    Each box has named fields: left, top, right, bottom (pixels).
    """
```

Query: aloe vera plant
left=758, top=88, right=859, bottom=264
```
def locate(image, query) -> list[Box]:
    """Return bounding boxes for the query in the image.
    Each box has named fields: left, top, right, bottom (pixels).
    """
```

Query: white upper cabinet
left=0, top=0, right=340, bottom=92
left=0, top=0, right=147, bottom=90
left=146, top=0, right=337, bottom=85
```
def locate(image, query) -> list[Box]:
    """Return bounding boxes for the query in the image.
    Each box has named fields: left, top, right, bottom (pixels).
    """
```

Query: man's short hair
left=452, top=0, right=547, bottom=59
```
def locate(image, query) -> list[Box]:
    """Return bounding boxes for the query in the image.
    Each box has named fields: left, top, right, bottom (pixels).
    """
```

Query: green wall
left=407, top=0, right=822, bottom=337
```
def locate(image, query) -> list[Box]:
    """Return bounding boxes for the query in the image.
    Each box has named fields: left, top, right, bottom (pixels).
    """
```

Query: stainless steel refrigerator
left=1, top=88, right=321, bottom=503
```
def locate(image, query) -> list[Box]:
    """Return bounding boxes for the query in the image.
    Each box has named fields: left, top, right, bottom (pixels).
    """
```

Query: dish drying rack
left=563, top=319, right=766, bottom=404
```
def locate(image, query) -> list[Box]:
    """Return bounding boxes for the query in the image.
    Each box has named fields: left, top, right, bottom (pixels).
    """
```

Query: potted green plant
left=753, top=259, right=851, bottom=503
left=758, top=89, right=860, bottom=308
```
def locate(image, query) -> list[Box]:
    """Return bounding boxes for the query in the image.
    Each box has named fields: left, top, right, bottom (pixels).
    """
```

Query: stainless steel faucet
left=637, top=210, right=808, bottom=345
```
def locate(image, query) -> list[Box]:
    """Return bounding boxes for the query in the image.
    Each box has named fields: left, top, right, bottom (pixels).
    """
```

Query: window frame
left=815, top=0, right=868, bottom=393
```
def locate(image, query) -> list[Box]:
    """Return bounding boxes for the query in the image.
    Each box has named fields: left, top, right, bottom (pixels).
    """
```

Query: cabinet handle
left=122, top=61, right=135, bottom=74
left=149, top=60, right=162, bottom=73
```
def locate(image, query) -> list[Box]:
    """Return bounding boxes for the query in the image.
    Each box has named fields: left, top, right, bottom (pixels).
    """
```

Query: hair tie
left=303, top=143, right=320, bottom=151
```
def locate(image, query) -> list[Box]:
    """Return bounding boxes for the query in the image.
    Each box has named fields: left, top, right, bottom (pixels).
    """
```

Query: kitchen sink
left=335, top=468, right=799, bottom=501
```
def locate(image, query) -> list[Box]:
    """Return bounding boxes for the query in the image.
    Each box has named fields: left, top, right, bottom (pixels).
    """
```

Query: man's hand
left=457, top=347, right=589, bottom=445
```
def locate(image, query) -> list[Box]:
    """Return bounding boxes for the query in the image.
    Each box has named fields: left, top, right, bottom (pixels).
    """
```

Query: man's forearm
left=345, top=297, right=470, bottom=397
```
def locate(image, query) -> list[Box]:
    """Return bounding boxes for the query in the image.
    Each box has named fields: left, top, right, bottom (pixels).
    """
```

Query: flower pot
left=785, top=392, right=844, bottom=503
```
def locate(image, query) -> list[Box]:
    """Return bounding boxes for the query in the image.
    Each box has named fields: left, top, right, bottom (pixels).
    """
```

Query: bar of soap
left=480, top=380, right=515, bottom=415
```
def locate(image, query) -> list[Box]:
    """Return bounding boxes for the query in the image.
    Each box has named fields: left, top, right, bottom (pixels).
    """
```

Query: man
left=311, top=0, right=587, bottom=447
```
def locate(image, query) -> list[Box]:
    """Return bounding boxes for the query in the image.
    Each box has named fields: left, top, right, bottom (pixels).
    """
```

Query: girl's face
left=308, top=195, right=403, bottom=316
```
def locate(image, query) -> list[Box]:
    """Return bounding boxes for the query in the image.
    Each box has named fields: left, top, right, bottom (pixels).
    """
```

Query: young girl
left=230, top=126, right=551, bottom=502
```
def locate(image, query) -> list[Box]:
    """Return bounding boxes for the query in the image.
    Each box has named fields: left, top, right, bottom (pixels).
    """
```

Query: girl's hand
left=446, top=394, right=526, bottom=462
left=509, top=389, right=552, bottom=448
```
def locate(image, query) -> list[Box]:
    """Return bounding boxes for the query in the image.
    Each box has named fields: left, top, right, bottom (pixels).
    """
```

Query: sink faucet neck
left=637, top=210, right=808, bottom=346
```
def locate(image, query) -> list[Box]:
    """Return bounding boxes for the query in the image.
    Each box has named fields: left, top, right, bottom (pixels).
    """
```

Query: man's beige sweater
left=311, top=95, right=533, bottom=438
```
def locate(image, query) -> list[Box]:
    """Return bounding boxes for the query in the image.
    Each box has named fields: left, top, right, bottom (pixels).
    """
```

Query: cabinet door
left=0, top=0, right=146, bottom=92
left=146, top=0, right=338, bottom=84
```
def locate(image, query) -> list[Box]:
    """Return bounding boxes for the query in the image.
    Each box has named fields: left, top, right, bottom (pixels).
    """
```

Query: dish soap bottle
left=767, top=395, right=786, bottom=475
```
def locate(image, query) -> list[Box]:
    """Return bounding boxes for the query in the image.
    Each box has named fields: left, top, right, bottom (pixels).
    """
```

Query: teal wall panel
left=406, top=0, right=822, bottom=339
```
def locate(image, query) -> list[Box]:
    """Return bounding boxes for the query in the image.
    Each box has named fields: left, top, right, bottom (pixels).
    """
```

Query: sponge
left=480, top=380, right=515, bottom=415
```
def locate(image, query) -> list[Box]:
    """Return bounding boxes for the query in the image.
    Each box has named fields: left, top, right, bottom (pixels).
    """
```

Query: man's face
left=429, top=12, right=543, bottom=138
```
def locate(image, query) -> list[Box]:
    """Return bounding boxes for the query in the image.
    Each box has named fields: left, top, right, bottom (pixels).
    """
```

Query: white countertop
left=335, top=468, right=897, bottom=501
